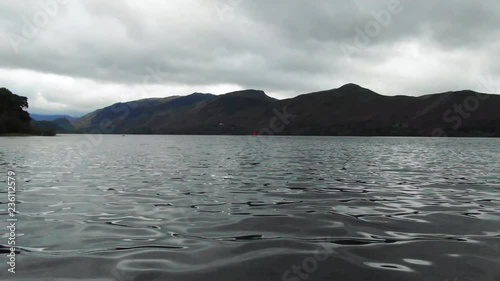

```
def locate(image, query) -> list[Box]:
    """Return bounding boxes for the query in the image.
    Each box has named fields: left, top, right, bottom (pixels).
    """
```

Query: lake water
left=0, top=135, right=499, bottom=281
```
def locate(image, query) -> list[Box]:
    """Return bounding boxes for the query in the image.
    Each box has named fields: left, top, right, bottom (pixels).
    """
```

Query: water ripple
left=0, top=135, right=499, bottom=280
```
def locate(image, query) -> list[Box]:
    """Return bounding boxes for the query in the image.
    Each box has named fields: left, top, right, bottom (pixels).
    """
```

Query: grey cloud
left=0, top=0, right=499, bottom=114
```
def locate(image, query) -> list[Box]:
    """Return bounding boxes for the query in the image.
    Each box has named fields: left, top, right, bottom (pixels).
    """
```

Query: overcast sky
left=1, top=0, right=499, bottom=115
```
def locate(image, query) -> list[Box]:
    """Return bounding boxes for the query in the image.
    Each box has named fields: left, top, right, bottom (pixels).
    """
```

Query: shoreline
left=39, top=133, right=499, bottom=138
left=0, top=134, right=57, bottom=137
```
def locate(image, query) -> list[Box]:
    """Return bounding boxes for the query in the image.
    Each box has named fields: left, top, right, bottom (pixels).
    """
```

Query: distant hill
left=74, top=96, right=190, bottom=134
left=66, top=84, right=499, bottom=137
left=32, top=118, right=78, bottom=134
left=30, top=114, right=77, bottom=121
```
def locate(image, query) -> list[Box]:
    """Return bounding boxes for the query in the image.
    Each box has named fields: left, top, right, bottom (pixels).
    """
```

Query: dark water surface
left=1, top=135, right=499, bottom=281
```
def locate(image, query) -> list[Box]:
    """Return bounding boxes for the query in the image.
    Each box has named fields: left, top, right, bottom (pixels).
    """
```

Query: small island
left=0, top=88, right=56, bottom=136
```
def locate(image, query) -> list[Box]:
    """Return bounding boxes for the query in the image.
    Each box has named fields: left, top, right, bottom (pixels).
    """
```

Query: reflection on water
left=0, top=135, right=499, bottom=281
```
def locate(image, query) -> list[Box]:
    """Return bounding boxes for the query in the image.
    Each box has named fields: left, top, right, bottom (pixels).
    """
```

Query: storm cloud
left=0, top=0, right=499, bottom=115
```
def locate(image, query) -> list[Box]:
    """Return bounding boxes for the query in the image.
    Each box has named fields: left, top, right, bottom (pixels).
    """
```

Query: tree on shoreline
left=0, top=88, right=55, bottom=135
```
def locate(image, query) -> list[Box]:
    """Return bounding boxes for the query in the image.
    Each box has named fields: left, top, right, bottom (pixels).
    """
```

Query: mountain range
left=54, top=84, right=500, bottom=137
left=30, top=114, right=77, bottom=121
